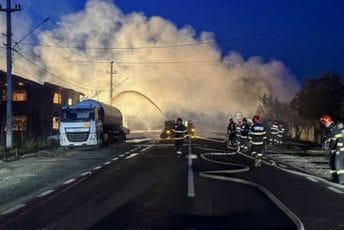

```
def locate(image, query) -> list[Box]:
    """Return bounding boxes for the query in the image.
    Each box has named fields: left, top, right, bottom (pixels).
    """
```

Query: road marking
left=1, top=204, right=26, bottom=215
left=327, top=186, right=344, bottom=194
left=306, top=177, right=319, bottom=183
left=208, top=152, right=236, bottom=156
left=94, top=166, right=102, bottom=170
left=119, top=154, right=125, bottom=158
left=186, top=154, right=198, bottom=159
left=141, top=144, right=154, bottom=152
left=104, top=161, right=111, bottom=165
left=279, top=164, right=288, bottom=168
left=80, top=171, right=91, bottom=177
left=37, top=190, right=54, bottom=198
left=187, top=138, right=195, bottom=198
left=125, top=152, right=130, bottom=155
left=112, top=157, right=119, bottom=161
left=62, top=178, right=76, bottom=185
left=125, top=153, right=138, bottom=159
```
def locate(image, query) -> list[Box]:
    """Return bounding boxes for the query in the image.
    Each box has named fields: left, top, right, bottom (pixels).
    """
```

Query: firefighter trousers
left=175, top=139, right=184, bottom=152
left=330, top=151, right=344, bottom=183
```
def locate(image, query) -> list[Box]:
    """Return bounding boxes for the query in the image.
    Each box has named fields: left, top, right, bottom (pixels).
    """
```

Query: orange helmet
left=320, top=115, right=332, bottom=125
left=252, top=115, right=260, bottom=123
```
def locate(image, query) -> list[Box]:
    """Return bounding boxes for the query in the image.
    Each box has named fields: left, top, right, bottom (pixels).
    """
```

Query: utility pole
left=109, top=61, right=117, bottom=105
left=0, top=0, right=21, bottom=148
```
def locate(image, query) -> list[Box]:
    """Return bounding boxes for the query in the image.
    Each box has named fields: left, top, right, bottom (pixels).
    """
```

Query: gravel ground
left=265, top=152, right=331, bottom=179
left=201, top=131, right=333, bottom=181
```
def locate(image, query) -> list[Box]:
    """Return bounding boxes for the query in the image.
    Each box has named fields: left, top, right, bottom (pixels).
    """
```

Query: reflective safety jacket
left=240, top=122, right=250, bottom=137
left=227, top=121, right=236, bottom=134
left=325, top=122, right=344, bottom=152
left=270, top=124, right=279, bottom=136
left=172, top=124, right=187, bottom=138
left=249, top=123, right=266, bottom=145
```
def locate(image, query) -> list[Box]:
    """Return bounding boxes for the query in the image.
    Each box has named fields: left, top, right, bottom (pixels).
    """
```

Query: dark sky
left=18, top=0, right=344, bottom=82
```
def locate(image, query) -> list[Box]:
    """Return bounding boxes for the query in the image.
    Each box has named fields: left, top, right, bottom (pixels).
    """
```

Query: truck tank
left=77, top=99, right=123, bottom=127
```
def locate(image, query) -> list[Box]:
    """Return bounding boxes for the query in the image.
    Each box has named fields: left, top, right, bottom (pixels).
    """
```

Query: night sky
left=7, top=0, right=344, bottom=83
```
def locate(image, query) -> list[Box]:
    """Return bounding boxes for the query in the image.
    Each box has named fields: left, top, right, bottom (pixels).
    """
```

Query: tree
left=291, top=72, right=344, bottom=123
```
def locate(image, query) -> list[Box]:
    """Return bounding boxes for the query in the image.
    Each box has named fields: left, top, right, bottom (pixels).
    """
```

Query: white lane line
left=208, top=152, right=236, bottom=156
left=125, top=152, right=130, bottom=155
left=141, top=144, right=154, bottom=152
left=327, top=186, right=344, bottom=194
left=279, top=164, right=288, bottom=168
left=125, top=153, right=138, bottom=159
left=1, top=204, right=26, bottom=215
left=104, top=161, right=111, bottom=165
left=37, top=190, right=54, bottom=198
left=119, top=154, right=125, bottom=158
left=80, top=171, right=91, bottom=177
left=94, top=166, right=102, bottom=170
left=306, top=177, right=319, bottom=183
left=62, top=178, right=76, bottom=185
left=187, top=138, right=195, bottom=197
left=112, top=157, right=119, bottom=161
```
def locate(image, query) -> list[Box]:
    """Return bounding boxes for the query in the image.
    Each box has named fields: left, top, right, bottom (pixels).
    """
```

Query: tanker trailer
left=59, top=99, right=129, bottom=147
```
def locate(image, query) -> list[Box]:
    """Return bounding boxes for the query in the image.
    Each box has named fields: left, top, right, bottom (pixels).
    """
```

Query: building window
left=1, top=90, right=28, bottom=101
left=13, top=116, right=27, bottom=131
left=13, top=90, right=28, bottom=101
left=53, top=93, right=62, bottom=104
left=52, top=116, right=59, bottom=130
left=68, top=97, right=73, bottom=106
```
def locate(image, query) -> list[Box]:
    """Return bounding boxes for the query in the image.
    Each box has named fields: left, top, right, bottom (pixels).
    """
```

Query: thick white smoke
left=3, top=0, right=300, bottom=130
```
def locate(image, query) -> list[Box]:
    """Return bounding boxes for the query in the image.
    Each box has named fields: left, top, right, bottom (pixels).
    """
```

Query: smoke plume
left=2, top=0, right=300, bottom=130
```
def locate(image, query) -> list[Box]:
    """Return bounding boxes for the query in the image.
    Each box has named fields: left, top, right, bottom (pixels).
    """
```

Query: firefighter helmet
left=320, top=115, right=332, bottom=125
left=252, top=115, right=260, bottom=123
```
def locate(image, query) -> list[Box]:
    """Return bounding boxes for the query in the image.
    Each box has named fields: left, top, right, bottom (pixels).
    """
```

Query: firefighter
left=320, top=115, right=344, bottom=184
left=239, top=117, right=250, bottom=152
left=172, top=117, right=187, bottom=155
left=249, top=115, right=266, bottom=167
left=276, top=124, right=285, bottom=144
left=268, top=121, right=279, bottom=145
left=227, top=118, right=237, bottom=146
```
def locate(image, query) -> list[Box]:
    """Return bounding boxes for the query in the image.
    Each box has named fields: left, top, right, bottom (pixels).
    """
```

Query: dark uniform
left=249, top=117, right=266, bottom=167
left=268, top=123, right=279, bottom=145
left=239, top=118, right=250, bottom=151
left=227, top=119, right=236, bottom=146
left=324, top=122, right=344, bottom=183
left=276, top=124, right=285, bottom=144
left=172, top=118, right=187, bottom=154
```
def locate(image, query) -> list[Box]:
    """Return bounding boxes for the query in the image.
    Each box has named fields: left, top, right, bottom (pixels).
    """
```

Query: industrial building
left=0, top=70, right=83, bottom=146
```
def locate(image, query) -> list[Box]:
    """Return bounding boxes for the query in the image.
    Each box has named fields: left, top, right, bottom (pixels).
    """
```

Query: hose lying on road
left=198, top=151, right=305, bottom=230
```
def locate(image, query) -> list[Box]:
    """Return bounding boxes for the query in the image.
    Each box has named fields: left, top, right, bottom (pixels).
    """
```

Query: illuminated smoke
left=2, top=0, right=300, bottom=130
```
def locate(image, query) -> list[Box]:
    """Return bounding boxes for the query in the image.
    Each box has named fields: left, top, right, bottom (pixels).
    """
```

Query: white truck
left=59, top=99, right=129, bottom=147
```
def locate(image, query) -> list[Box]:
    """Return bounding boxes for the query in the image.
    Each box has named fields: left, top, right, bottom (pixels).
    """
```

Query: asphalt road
left=0, top=137, right=343, bottom=229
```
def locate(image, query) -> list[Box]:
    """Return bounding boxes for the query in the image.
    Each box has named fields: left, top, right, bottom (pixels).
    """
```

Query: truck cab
left=59, top=106, right=102, bottom=146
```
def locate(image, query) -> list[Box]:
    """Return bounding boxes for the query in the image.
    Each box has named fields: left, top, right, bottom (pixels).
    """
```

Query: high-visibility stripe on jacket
left=249, top=123, right=266, bottom=146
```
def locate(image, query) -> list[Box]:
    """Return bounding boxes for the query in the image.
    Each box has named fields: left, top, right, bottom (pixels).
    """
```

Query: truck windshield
left=61, top=108, right=95, bottom=122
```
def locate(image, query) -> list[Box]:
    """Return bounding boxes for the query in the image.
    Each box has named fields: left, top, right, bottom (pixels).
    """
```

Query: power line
left=13, top=17, right=50, bottom=49
left=17, top=30, right=290, bottom=50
